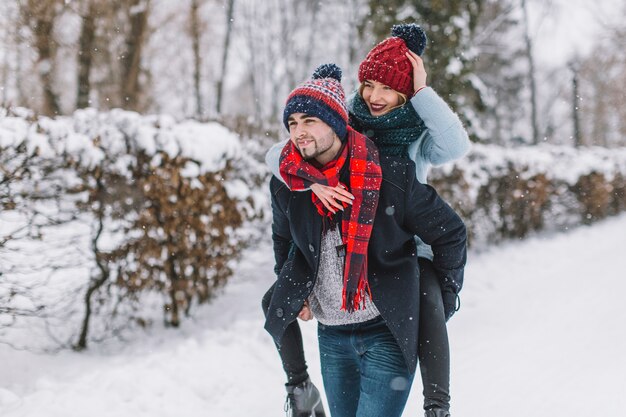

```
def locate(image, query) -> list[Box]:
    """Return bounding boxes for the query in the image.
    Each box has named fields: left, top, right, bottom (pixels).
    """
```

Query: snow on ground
left=1, top=214, right=626, bottom=417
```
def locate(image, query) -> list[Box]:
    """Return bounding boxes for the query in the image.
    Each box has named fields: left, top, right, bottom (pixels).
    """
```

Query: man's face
left=287, top=113, right=341, bottom=165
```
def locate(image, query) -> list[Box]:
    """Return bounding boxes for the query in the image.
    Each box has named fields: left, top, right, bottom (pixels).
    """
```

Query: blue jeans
left=318, top=316, right=415, bottom=417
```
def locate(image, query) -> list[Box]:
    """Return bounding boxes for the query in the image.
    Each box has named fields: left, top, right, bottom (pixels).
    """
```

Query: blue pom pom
left=312, top=63, right=342, bottom=82
left=391, top=23, right=427, bottom=56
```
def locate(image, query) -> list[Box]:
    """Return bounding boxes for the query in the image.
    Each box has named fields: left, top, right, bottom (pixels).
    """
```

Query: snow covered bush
left=0, top=107, right=267, bottom=350
left=2, top=105, right=625, bottom=350
left=430, top=144, right=626, bottom=247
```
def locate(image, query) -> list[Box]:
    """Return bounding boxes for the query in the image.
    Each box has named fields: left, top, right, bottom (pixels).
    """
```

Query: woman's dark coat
left=265, top=155, right=466, bottom=373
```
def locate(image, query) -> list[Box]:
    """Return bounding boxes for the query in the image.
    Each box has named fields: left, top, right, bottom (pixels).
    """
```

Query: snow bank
left=2, top=213, right=625, bottom=417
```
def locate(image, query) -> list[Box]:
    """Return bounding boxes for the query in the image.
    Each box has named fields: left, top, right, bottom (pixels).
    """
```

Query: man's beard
left=299, top=130, right=335, bottom=160
left=301, top=147, right=316, bottom=160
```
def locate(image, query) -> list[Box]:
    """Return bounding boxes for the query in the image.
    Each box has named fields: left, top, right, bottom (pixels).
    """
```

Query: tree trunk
left=190, top=0, right=203, bottom=119
left=521, top=0, right=539, bottom=145
left=1, top=21, right=9, bottom=105
left=121, top=0, right=150, bottom=111
left=570, top=62, right=582, bottom=147
left=302, top=1, right=320, bottom=75
left=76, top=1, right=97, bottom=109
left=75, top=172, right=109, bottom=351
left=216, top=0, right=235, bottom=115
left=36, top=19, right=60, bottom=115
left=346, top=0, right=367, bottom=93
left=24, top=0, right=62, bottom=116
left=13, top=11, right=27, bottom=107
left=241, top=3, right=260, bottom=122
left=591, top=78, right=608, bottom=147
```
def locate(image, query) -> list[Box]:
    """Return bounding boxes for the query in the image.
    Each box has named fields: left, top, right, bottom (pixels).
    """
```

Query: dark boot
left=425, top=409, right=451, bottom=417
left=284, top=378, right=326, bottom=417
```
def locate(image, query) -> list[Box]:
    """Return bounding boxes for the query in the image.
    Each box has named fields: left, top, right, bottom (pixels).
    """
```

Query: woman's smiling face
left=360, top=79, right=404, bottom=116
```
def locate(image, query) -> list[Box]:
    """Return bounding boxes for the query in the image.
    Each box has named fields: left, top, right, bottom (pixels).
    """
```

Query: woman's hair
left=358, top=82, right=408, bottom=113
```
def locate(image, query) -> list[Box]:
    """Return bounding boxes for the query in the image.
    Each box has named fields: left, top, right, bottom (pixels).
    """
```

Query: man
left=263, top=64, right=466, bottom=417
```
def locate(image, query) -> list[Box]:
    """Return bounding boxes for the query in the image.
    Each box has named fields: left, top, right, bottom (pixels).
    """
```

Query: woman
left=264, top=23, right=470, bottom=417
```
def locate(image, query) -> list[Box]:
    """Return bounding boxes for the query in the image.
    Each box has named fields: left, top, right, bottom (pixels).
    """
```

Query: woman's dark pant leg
left=262, top=283, right=309, bottom=386
left=417, top=258, right=451, bottom=411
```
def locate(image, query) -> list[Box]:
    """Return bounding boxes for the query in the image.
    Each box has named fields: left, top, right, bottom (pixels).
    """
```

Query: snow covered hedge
left=430, top=144, right=626, bottom=247
left=2, top=106, right=626, bottom=350
left=0, top=108, right=267, bottom=349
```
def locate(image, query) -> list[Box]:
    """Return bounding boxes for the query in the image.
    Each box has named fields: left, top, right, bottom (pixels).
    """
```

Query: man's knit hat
left=283, top=63, right=349, bottom=140
left=358, top=23, right=428, bottom=96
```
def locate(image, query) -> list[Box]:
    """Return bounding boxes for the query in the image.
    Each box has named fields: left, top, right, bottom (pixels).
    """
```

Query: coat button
left=276, top=308, right=284, bottom=318
left=306, top=281, right=313, bottom=288
left=308, top=244, right=315, bottom=252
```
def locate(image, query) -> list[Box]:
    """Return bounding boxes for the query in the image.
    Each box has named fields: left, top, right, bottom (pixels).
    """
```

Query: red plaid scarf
left=279, top=127, right=382, bottom=312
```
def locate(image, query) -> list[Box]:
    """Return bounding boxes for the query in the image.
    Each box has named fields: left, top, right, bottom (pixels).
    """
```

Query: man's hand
left=310, top=183, right=354, bottom=214
left=298, top=300, right=314, bottom=321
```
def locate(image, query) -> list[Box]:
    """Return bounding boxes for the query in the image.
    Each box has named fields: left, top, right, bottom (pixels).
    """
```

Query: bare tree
left=189, top=0, right=205, bottom=119
left=74, top=165, right=111, bottom=351
left=521, top=0, right=539, bottom=144
left=578, top=30, right=626, bottom=147
left=0, top=2, right=11, bottom=106
left=568, top=60, right=582, bottom=147
left=13, top=7, right=28, bottom=107
left=120, top=0, right=151, bottom=111
left=239, top=1, right=263, bottom=122
left=19, top=0, right=64, bottom=116
left=345, top=0, right=370, bottom=92
left=301, top=0, right=321, bottom=76
left=76, top=0, right=99, bottom=109
left=216, top=0, right=235, bottom=115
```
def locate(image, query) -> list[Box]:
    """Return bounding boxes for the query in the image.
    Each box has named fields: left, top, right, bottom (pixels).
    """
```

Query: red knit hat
left=358, top=24, right=427, bottom=96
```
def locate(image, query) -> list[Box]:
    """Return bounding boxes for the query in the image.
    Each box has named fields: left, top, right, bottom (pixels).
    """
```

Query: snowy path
left=1, top=214, right=626, bottom=417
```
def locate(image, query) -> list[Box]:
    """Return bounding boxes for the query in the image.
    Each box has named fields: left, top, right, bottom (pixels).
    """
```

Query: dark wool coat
left=265, top=155, right=467, bottom=373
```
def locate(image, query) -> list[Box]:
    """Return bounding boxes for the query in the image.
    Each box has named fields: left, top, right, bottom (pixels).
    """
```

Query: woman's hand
left=310, top=183, right=354, bottom=214
left=298, top=300, right=314, bottom=321
left=406, top=50, right=427, bottom=93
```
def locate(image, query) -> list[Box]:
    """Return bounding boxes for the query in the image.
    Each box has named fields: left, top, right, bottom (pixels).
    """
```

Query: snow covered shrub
left=610, top=173, right=626, bottom=214
left=72, top=111, right=267, bottom=347
left=573, top=172, right=616, bottom=224
left=0, top=108, right=267, bottom=350
left=0, top=108, right=95, bottom=349
left=430, top=144, right=626, bottom=248
left=105, top=154, right=246, bottom=329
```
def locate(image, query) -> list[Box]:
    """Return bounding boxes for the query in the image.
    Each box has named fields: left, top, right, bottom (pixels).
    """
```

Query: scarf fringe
left=341, top=277, right=372, bottom=312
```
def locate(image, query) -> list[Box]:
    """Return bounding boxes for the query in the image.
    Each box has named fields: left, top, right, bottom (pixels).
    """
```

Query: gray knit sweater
left=308, top=226, right=380, bottom=326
